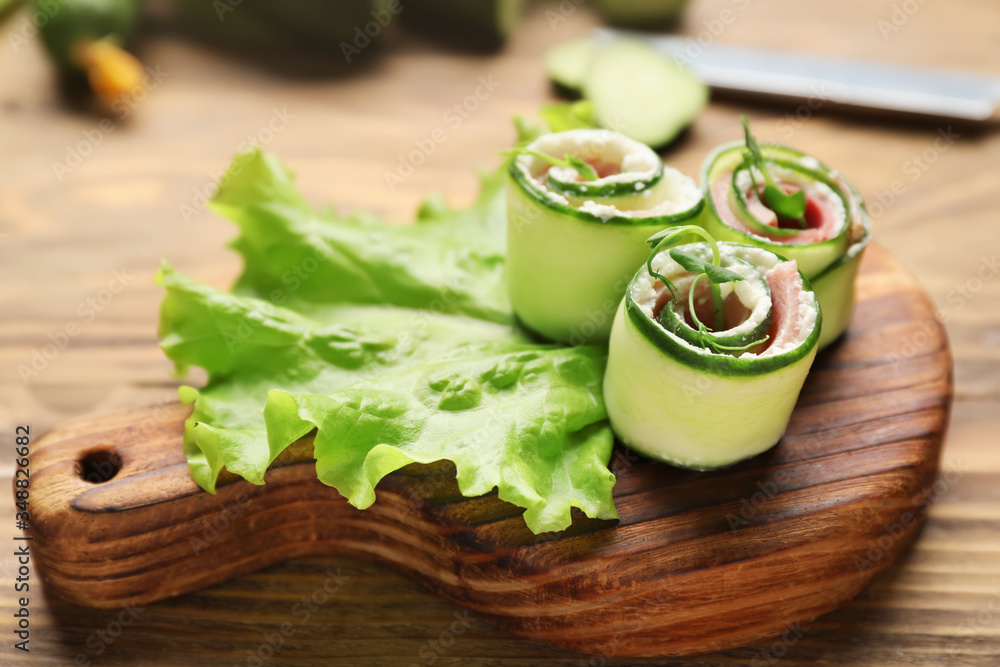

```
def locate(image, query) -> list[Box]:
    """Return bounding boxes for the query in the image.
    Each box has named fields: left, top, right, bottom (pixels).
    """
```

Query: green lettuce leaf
left=213, top=150, right=510, bottom=324
left=157, top=150, right=618, bottom=533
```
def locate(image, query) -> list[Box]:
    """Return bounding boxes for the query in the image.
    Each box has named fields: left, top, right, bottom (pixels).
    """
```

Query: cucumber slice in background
left=400, top=0, right=527, bottom=48
left=584, top=40, right=707, bottom=148
left=544, top=37, right=599, bottom=95
left=593, top=0, right=691, bottom=28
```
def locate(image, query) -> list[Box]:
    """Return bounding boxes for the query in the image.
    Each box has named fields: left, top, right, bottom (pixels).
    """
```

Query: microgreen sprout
left=686, top=275, right=770, bottom=353
left=646, top=225, right=731, bottom=331
left=502, top=147, right=599, bottom=181
left=741, top=116, right=807, bottom=229
left=645, top=225, right=769, bottom=353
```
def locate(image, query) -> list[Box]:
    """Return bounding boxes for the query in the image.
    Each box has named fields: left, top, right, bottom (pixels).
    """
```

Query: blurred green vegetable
left=400, top=0, right=527, bottom=49
left=0, top=0, right=23, bottom=23
left=170, top=0, right=379, bottom=57
left=31, top=0, right=144, bottom=110
left=593, top=0, right=691, bottom=28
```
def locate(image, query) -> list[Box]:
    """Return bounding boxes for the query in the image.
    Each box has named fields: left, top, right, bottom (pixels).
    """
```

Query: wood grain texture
left=22, top=244, right=951, bottom=658
left=2, top=0, right=998, bottom=664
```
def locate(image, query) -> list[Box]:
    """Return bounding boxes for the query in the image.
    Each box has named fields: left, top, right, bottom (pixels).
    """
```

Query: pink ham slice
left=591, top=161, right=622, bottom=179
left=710, top=172, right=840, bottom=245
left=761, top=260, right=804, bottom=357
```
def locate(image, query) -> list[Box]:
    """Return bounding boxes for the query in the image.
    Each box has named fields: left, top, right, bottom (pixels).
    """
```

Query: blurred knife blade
left=595, top=28, right=1000, bottom=123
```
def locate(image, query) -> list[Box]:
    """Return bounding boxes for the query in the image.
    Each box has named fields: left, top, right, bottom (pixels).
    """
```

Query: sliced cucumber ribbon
left=546, top=160, right=664, bottom=198
left=603, top=241, right=821, bottom=470
left=506, top=129, right=703, bottom=344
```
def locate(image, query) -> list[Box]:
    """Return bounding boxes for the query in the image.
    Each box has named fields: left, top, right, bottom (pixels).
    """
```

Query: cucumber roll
left=506, top=129, right=704, bottom=344
left=700, top=119, right=870, bottom=348
left=604, top=226, right=821, bottom=469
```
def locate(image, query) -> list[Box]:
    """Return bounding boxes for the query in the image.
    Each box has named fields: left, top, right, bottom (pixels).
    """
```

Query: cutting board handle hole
left=77, top=449, right=122, bottom=484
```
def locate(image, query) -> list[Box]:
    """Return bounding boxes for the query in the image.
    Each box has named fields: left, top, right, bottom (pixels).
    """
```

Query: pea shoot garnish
left=502, top=147, right=599, bottom=181
left=741, top=116, right=807, bottom=229
left=646, top=225, right=769, bottom=353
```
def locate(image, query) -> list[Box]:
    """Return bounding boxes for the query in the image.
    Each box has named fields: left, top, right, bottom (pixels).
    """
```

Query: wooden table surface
left=1, top=1, right=998, bottom=665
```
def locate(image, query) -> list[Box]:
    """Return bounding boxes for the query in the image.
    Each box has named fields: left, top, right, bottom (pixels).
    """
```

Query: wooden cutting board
left=24, top=243, right=951, bottom=658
